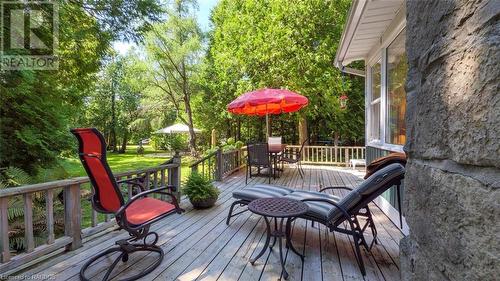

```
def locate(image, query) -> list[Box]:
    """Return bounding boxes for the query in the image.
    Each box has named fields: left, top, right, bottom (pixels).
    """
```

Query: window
left=386, top=30, right=407, bottom=145
left=369, top=61, right=381, bottom=141
left=366, top=28, right=408, bottom=149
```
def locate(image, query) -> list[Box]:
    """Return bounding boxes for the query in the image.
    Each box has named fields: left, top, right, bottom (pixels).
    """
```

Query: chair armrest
left=117, top=177, right=146, bottom=193
left=300, top=198, right=353, bottom=227
left=319, top=186, right=353, bottom=193
left=115, top=186, right=181, bottom=218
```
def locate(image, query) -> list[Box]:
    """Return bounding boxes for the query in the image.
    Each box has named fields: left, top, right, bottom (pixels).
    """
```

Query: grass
left=59, top=145, right=193, bottom=181
left=57, top=145, right=194, bottom=228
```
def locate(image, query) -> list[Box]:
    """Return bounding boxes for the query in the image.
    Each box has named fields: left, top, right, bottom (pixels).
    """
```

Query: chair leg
left=246, top=165, right=249, bottom=184
left=362, top=206, right=378, bottom=249
left=227, top=200, right=239, bottom=225
left=353, top=234, right=366, bottom=276
left=80, top=234, right=163, bottom=281
left=298, top=162, right=304, bottom=179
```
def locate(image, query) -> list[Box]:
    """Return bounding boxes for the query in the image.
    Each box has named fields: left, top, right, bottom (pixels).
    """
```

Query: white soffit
left=335, top=0, right=404, bottom=67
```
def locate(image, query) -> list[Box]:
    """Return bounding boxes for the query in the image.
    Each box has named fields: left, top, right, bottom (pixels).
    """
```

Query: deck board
left=19, top=165, right=403, bottom=281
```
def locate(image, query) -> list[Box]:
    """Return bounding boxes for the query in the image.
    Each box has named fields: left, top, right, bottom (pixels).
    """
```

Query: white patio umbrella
left=155, top=123, right=201, bottom=134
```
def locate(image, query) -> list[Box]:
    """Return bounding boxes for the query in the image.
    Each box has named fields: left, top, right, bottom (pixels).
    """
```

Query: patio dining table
left=269, top=144, right=287, bottom=178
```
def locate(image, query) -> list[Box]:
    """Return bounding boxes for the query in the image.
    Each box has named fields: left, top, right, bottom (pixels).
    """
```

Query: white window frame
left=366, top=58, right=382, bottom=144
left=365, top=25, right=406, bottom=153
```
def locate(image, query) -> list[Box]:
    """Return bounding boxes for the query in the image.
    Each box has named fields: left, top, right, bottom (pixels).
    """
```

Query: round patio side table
left=248, top=198, right=308, bottom=280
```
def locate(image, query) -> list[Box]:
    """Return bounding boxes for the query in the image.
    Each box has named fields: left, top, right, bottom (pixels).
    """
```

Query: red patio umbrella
left=227, top=88, right=308, bottom=138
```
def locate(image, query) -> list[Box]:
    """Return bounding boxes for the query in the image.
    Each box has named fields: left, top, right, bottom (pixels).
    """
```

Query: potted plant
left=183, top=172, right=220, bottom=209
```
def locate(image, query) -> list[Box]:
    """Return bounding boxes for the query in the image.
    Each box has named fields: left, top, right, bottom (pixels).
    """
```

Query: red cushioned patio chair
left=71, top=128, right=184, bottom=281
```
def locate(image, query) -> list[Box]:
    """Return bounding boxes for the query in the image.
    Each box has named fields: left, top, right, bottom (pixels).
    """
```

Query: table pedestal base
left=250, top=217, right=304, bottom=280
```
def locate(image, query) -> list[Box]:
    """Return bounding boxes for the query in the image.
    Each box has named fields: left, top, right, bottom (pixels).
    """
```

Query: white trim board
left=373, top=195, right=409, bottom=236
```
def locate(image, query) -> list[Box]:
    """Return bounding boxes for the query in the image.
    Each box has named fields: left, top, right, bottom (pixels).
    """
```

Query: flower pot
left=190, top=196, right=217, bottom=209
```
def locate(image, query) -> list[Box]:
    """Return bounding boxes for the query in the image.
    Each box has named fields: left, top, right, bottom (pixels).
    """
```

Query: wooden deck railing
left=0, top=161, right=181, bottom=274
left=221, top=148, right=247, bottom=178
left=285, top=145, right=365, bottom=166
left=190, top=147, right=247, bottom=181
left=190, top=145, right=364, bottom=183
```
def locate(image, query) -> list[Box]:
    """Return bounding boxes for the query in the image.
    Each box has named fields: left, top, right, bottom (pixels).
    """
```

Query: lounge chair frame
left=226, top=168, right=404, bottom=276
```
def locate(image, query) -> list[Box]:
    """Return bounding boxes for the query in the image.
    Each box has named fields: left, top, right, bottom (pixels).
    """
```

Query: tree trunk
left=298, top=116, right=308, bottom=145
left=236, top=118, right=241, bottom=141
left=110, top=87, right=117, bottom=152
left=333, top=132, right=339, bottom=146
left=119, top=130, right=128, bottom=153
left=184, top=95, right=197, bottom=155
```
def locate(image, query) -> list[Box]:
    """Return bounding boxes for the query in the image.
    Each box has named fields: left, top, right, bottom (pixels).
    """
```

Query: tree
left=0, top=0, right=165, bottom=173
left=144, top=0, right=202, bottom=155
left=82, top=51, right=147, bottom=153
left=197, top=0, right=363, bottom=145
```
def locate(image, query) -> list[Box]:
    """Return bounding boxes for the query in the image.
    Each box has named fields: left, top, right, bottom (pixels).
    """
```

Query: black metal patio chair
left=278, top=138, right=308, bottom=178
left=246, top=142, right=273, bottom=184
left=226, top=163, right=405, bottom=276
left=71, top=128, right=184, bottom=281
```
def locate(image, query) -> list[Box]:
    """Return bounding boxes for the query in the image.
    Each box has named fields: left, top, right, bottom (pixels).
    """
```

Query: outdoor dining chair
left=71, top=128, right=184, bottom=281
left=246, top=142, right=273, bottom=184
left=278, top=138, right=308, bottom=178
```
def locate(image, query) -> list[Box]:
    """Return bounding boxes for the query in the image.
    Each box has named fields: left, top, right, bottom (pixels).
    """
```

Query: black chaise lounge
left=72, top=128, right=184, bottom=281
left=226, top=163, right=405, bottom=276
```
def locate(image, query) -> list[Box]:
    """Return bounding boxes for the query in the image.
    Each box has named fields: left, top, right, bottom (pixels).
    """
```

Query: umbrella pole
left=266, top=113, right=270, bottom=140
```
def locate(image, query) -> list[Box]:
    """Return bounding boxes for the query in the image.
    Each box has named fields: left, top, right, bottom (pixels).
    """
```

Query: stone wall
left=401, top=0, right=499, bottom=280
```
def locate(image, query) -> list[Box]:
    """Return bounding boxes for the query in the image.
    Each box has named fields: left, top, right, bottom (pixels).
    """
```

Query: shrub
left=150, top=135, right=168, bottom=150
left=182, top=172, right=219, bottom=202
left=234, top=140, right=244, bottom=149
left=166, top=134, right=187, bottom=153
left=136, top=145, right=145, bottom=155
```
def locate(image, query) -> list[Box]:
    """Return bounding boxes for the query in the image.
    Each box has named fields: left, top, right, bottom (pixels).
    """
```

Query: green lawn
left=59, top=145, right=192, bottom=181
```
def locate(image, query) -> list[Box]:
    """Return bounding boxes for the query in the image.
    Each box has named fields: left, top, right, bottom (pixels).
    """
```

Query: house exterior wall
left=400, top=0, right=500, bottom=280
left=363, top=7, right=407, bottom=231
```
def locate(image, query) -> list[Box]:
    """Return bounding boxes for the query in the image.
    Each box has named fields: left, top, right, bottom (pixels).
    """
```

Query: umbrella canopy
left=227, top=88, right=308, bottom=116
left=155, top=123, right=201, bottom=134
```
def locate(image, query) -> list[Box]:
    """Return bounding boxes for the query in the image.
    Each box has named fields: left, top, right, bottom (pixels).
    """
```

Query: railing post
left=170, top=155, right=182, bottom=201
left=345, top=148, right=350, bottom=167
left=23, top=193, right=34, bottom=252
left=0, top=197, right=10, bottom=263
left=64, top=183, right=82, bottom=251
left=215, top=149, right=223, bottom=181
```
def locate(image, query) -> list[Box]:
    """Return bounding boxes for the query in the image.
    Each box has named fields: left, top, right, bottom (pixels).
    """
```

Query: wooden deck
left=19, top=165, right=403, bottom=281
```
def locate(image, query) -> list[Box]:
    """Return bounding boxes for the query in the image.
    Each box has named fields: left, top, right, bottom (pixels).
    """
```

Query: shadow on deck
left=19, top=165, right=403, bottom=281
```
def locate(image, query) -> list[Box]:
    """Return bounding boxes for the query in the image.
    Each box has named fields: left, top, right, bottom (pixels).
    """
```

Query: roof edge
left=334, top=0, right=367, bottom=69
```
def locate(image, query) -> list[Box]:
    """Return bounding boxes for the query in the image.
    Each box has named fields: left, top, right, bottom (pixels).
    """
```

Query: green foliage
left=151, top=134, right=187, bottom=152
left=203, top=147, right=219, bottom=156
left=151, top=135, right=168, bottom=150
left=167, top=134, right=187, bottom=153
left=0, top=167, right=32, bottom=187
left=73, top=0, right=164, bottom=42
left=234, top=140, right=244, bottom=149
left=219, top=138, right=244, bottom=152
left=195, top=0, right=364, bottom=144
left=136, top=145, right=145, bottom=155
left=143, top=0, right=203, bottom=154
left=0, top=167, right=65, bottom=252
left=1, top=0, right=165, bottom=172
left=183, top=172, right=219, bottom=202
